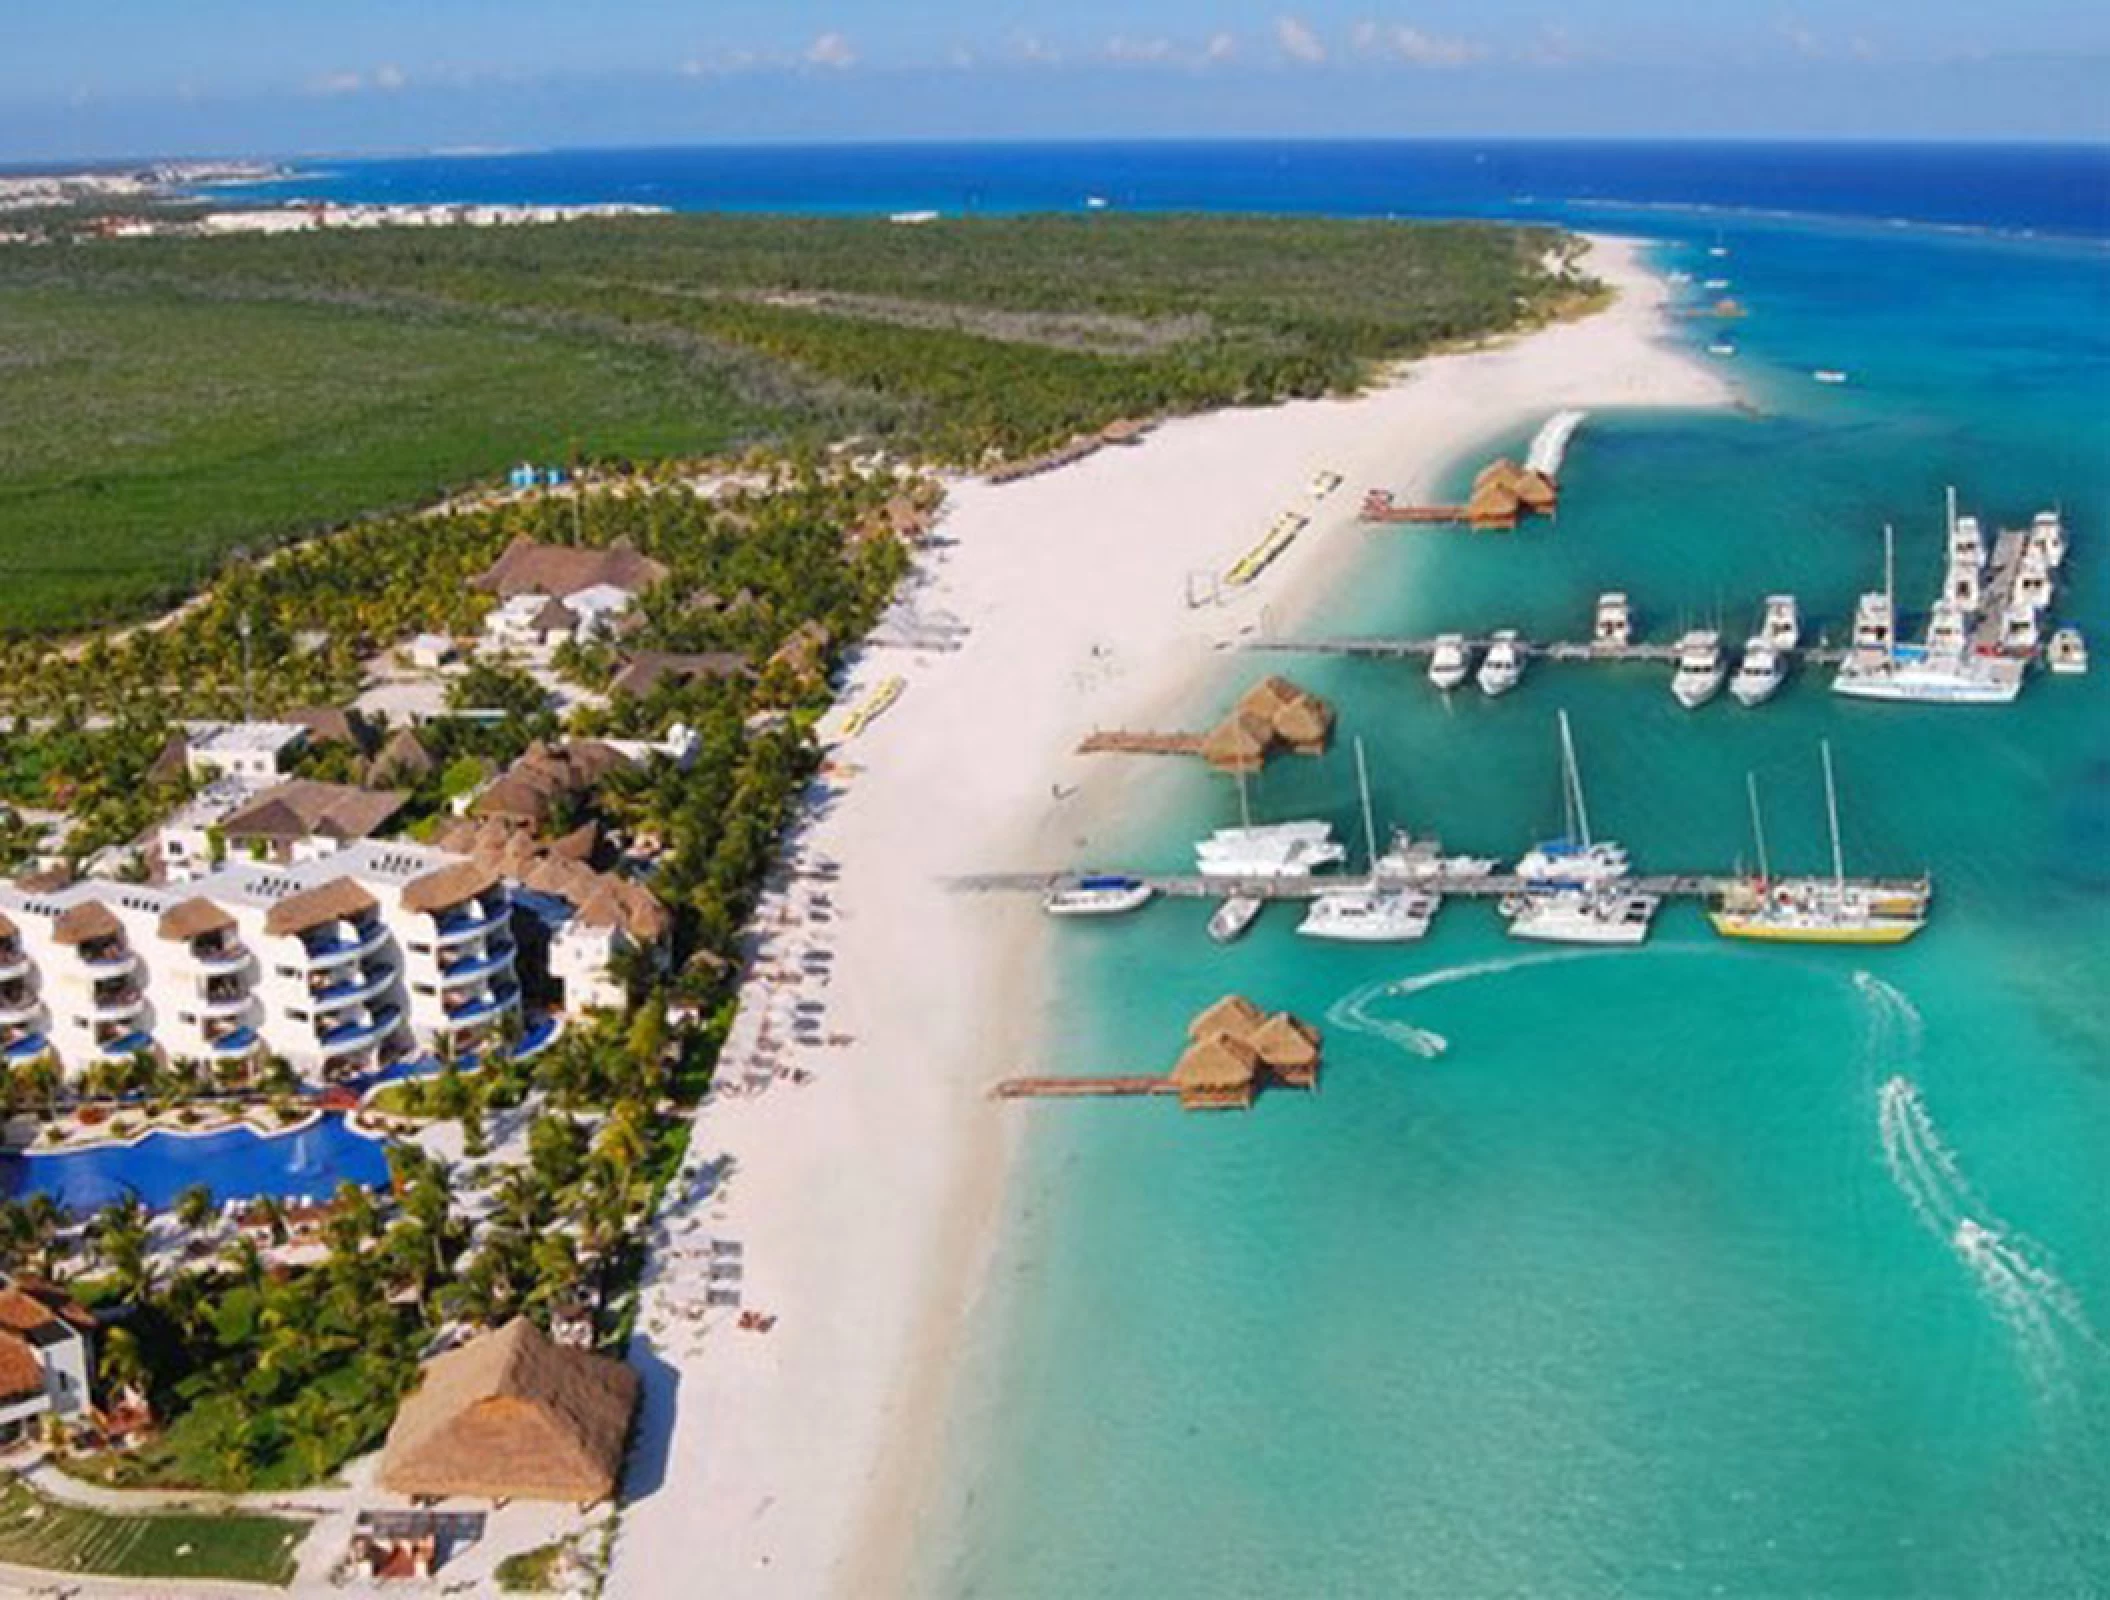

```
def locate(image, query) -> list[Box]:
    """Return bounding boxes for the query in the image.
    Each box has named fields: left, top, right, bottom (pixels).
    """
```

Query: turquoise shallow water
left=924, top=216, right=2110, bottom=1596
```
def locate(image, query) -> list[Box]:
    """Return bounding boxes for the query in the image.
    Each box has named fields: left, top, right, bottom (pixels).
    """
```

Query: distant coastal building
left=159, top=778, right=409, bottom=881
left=379, top=1317, right=638, bottom=1505
left=0, top=1278, right=95, bottom=1443
left=475, top=538, right=666, bottom=656
left=179, top=721, right=308, bottom=785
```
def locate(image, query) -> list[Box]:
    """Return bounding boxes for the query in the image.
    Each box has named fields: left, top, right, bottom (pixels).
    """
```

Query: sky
left=5, top=1, right=2107, bottom=162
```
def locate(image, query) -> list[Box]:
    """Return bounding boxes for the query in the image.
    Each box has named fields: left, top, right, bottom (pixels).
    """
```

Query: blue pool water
left=0, top=1114, right=391, bottom=1213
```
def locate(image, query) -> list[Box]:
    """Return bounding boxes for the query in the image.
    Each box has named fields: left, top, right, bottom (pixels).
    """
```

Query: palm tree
left=175, top=1184, right=216, bottom=1236
left=96, top=1323, right=152, bottom=1410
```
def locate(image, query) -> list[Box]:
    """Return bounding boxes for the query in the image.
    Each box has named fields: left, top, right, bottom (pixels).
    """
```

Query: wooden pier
left=1077, top=731, right=1207, bottom=758
left=993, top=1075, right=1177, bottom=1099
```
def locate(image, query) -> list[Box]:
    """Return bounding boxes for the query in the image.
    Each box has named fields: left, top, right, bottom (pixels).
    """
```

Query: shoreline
left=606, top=234, right=1733, bottom=1599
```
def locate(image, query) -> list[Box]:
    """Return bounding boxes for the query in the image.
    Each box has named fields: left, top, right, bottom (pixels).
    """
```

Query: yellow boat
left=1709, top=906, right=1923, bottom=944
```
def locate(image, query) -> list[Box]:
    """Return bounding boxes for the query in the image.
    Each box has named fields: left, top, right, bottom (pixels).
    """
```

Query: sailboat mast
left=1237, top=769, right=1252, bottom=830
left=1822, top=740, right=1845, bottom=892
left=1354, top=737, right=1379, bottom=876
left=1746, top=772, right=1771, bottom=884
left=1560, top=710, right=1593, bottom=846
left=1883, top=523, right=1897, bottom=664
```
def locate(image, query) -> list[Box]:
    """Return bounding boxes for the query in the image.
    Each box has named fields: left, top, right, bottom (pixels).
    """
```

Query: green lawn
left=0, top=1473, right=307, bottom=1586
left=0, top=280, right=771, bottom=631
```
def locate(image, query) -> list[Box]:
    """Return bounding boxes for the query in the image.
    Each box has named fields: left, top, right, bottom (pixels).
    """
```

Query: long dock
left=954, top=870, right=1926, bottom=902
left=1076, top=731, right=1207, bottom=757
left=1245, top=635, right=1853, bottom=666
left=992, top=1075, right=1177, bottom=1099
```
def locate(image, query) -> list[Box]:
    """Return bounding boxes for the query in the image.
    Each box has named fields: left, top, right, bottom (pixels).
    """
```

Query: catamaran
left=1730, top=638, right=1784, bottom=706
left=1042, top=875, right=1154, bottom=916
left=1511, top=710, right=1632, bottom=888
left=1709, top=749, right=1928, bottom=943
left=1299, top=739, right=1442, bottom=942
left=1427, top=633, right=1472, bottom=691
left=1195, top=771, right=1347, bottom=878
left=1504, top=885, right=1660, bottom=945
left=1671, top=629, right=1727, bottom=708
left=1477, top=630, right=1525, bottom=697
left=1374, top=829, right=1499, bottom=883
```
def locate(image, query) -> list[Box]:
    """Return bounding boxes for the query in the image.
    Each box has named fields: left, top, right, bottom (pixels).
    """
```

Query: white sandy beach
left=606, top=236, right=1732, bottom=1599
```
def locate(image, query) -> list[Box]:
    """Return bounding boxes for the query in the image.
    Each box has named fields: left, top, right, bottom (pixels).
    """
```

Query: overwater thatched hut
left=1188, top=993, right=1267, bottom=1043
left=1248, top=1012, right=1323, bottom=1088
left=1198, top=712, right=1274, bottom=774
left=1171, top=1031, right=1264, bottom=1110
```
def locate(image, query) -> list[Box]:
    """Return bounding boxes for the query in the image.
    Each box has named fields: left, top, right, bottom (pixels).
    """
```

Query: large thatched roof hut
left=378, top=1318, right=639, bottom=1505
left=1176, top=995, right=1323, bottom=1108
left=1171, top=1031, right=1263, bottom=1110
left=1196, top=676, right=1335, bottom=772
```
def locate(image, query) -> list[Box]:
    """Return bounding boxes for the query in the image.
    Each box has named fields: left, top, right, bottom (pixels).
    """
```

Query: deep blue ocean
left=245, top=142, right=2110, bottom=1596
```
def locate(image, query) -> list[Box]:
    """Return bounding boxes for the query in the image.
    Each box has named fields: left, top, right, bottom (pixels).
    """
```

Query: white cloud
left=1352, top=22, right=1480, bottom=68
left=311, top=70, right=366, bottom=96
left=1105, top=34, right=1176, bottom=64
left=372, top=63, right=406, bottom=91
left=805, top=31, right=856, bottom=69
left=1205, top=31, right=1238, bottom=63
left=1275, top=15, right=1326, bottom=64
left=1779, top=19, right=1823, bottom=57
left=1011, top=33, right=1062, bottom=65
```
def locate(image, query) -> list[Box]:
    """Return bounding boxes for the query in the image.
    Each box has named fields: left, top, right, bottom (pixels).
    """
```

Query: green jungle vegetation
left=1, top=213, right=1587, bottom=632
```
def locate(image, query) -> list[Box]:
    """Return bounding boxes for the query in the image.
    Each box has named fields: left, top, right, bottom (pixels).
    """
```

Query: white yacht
left=1949, top=503, right=1986, bottom=572
left=1208, top=896, right=1264, bottom=943
left=1730, top=638, right=1784, bottom=706
left=1300, top=739, right=1443, bottom=943
left=1703, top=277, right=1731, bottom=290
left=1760, top=594, right=1801, bottom=651
left=1374, top=829, right=1499, bottom=883
left=1924, top=598, right=1970, bottom=655
left=1671, top=629, right=1727, bottom=708
left=1593, top=592, right=1632, bottom=648
left=1852, top=587, right=1895, bottom=652
left=2000, top=602, right=2041, bottom=653
left=2048, top=627, right=2088, bottom=674
left=1504, top=886, right=1660, bottom=945
left=1511, top=711, right=1632, bottom=889
left=1813, top=370, right=1850, bottom=385
left=1427, top=633, right=1472, bottom=691
left=1042, top=876, right=1154, bottom=916
left=1476, top=630, right=1525, bottom=697
left=2030, top=508, right=2067, bottom=569
left=1707, top=341, right=1737, bottom=357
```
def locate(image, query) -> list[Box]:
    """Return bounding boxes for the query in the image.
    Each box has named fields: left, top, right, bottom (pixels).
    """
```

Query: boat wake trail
left=1326, top=949, right=1642, bottom=1060
left=1876, top=1073, right=2101, bottom=1399
left=1852, top=969, right=1924, bottom=1068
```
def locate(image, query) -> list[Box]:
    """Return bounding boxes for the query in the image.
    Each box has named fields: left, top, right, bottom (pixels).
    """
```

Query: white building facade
left=0, top=842, right=525, bottom=1083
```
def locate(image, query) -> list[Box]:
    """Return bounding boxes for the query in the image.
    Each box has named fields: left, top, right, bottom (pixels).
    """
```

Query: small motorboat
left=1427, top=633, right=1472, bottom=691
left=1730, top=638, right=1784, bottom=707
left=1813, top=370, right=1849, bottom=385
left=1476, top=630, right=1524, bottom=697
left=2048, top=627, right=2089, bottom=675
left=1207, top=896, right=1263, bottom=943
left=1671, top=629, right=1727, bottom=709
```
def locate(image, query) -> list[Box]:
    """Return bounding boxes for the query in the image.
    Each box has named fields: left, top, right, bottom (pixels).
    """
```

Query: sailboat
left=1709, top=747, right=1929, bottom=943
left=1299, top=740, right=1441, bottom=942
left=1510, top=710, right=1631, bottom=887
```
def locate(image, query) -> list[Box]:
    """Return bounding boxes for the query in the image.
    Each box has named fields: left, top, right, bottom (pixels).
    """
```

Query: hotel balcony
left=89, top=986, right=148, bottom=1025
left=438, top=938, right=516, bottom=984
left=184, top=934, right=252, bottom=976
left=0, top=943, right=28, bottom=982
left=94, top=1026, right=155, bottom=1057
left=75, top=939, right=138, bottom=975
left=431, top=895, right=512, bottom=947
left=316, top=1001, right=402, bottom=1052
left=300, top=920, right=389, bottom=970
left=0, top=991, right=39, bottom=1028
left=309, top=959, right=395, bottom=1008
left=194, top=988, right=257, bottom=1022
left=206, top=1024, right=260, bottom=1058
left=440, top=981, right=521, bottom=1028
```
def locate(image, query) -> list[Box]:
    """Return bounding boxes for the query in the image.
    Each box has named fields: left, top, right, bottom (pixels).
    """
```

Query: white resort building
left=0, top=841, right=526, bottom=1082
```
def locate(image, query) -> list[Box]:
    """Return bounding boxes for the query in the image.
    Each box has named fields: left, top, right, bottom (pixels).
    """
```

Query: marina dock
left=1077, top=731, right=1208, bottom=757
left=993, top=1075, right=1177, bottom=1099
left=1248, top=634, right=1848, bottom=667
left=955, top=869, right=1925, bottom=902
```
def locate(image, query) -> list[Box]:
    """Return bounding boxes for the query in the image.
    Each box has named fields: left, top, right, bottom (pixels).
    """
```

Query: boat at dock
left=1833, top=511, right=2025, bottom=705
left=1196, top=821, right=1346, bottom=878
left=1504, top=886, right=1660, bottom=945
left=1761, top=594, right=1801, bottom=650
left=1299, top=738, right=1443, bottom=942
left=1671, top=629, right=1728, bottom=708
left=1427, top=633, right=1472, bottom=691
left=1043, top=875, right=1155, bottom=916
left=2049, top=627, right=2089, bottom=674
left=1710, top=751, right=1928, bottom=943
left=1593, top=592, right=1632, bottom=648
left=1208, top=896, right=1264, bottom=943
left=1476, top=630, right=1524, bottom=696
left=1374, top=829, right=1499, bottom=883
left=1511, top=711, right=1632, bottom=889
left=1730, top=638, right=1784, bottom=706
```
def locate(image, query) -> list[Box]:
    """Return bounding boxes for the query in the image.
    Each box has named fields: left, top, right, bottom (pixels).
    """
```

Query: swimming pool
left=0, top=1114, right=393, bottom=1213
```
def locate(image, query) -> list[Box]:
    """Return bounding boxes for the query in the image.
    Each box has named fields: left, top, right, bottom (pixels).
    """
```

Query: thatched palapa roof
left=474, top=536, right=669, bottom=600
left=263, top=878, right=378, bottom=939
left=379, top=1317, right=639, bottom=1504
left=1188, top=994, right=1266, bottom=1043
left=51, top=902, right=122, bottom=946
left=400, top=860, right=500, bottom=917
left=157, top=897, right=234, bottom=943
